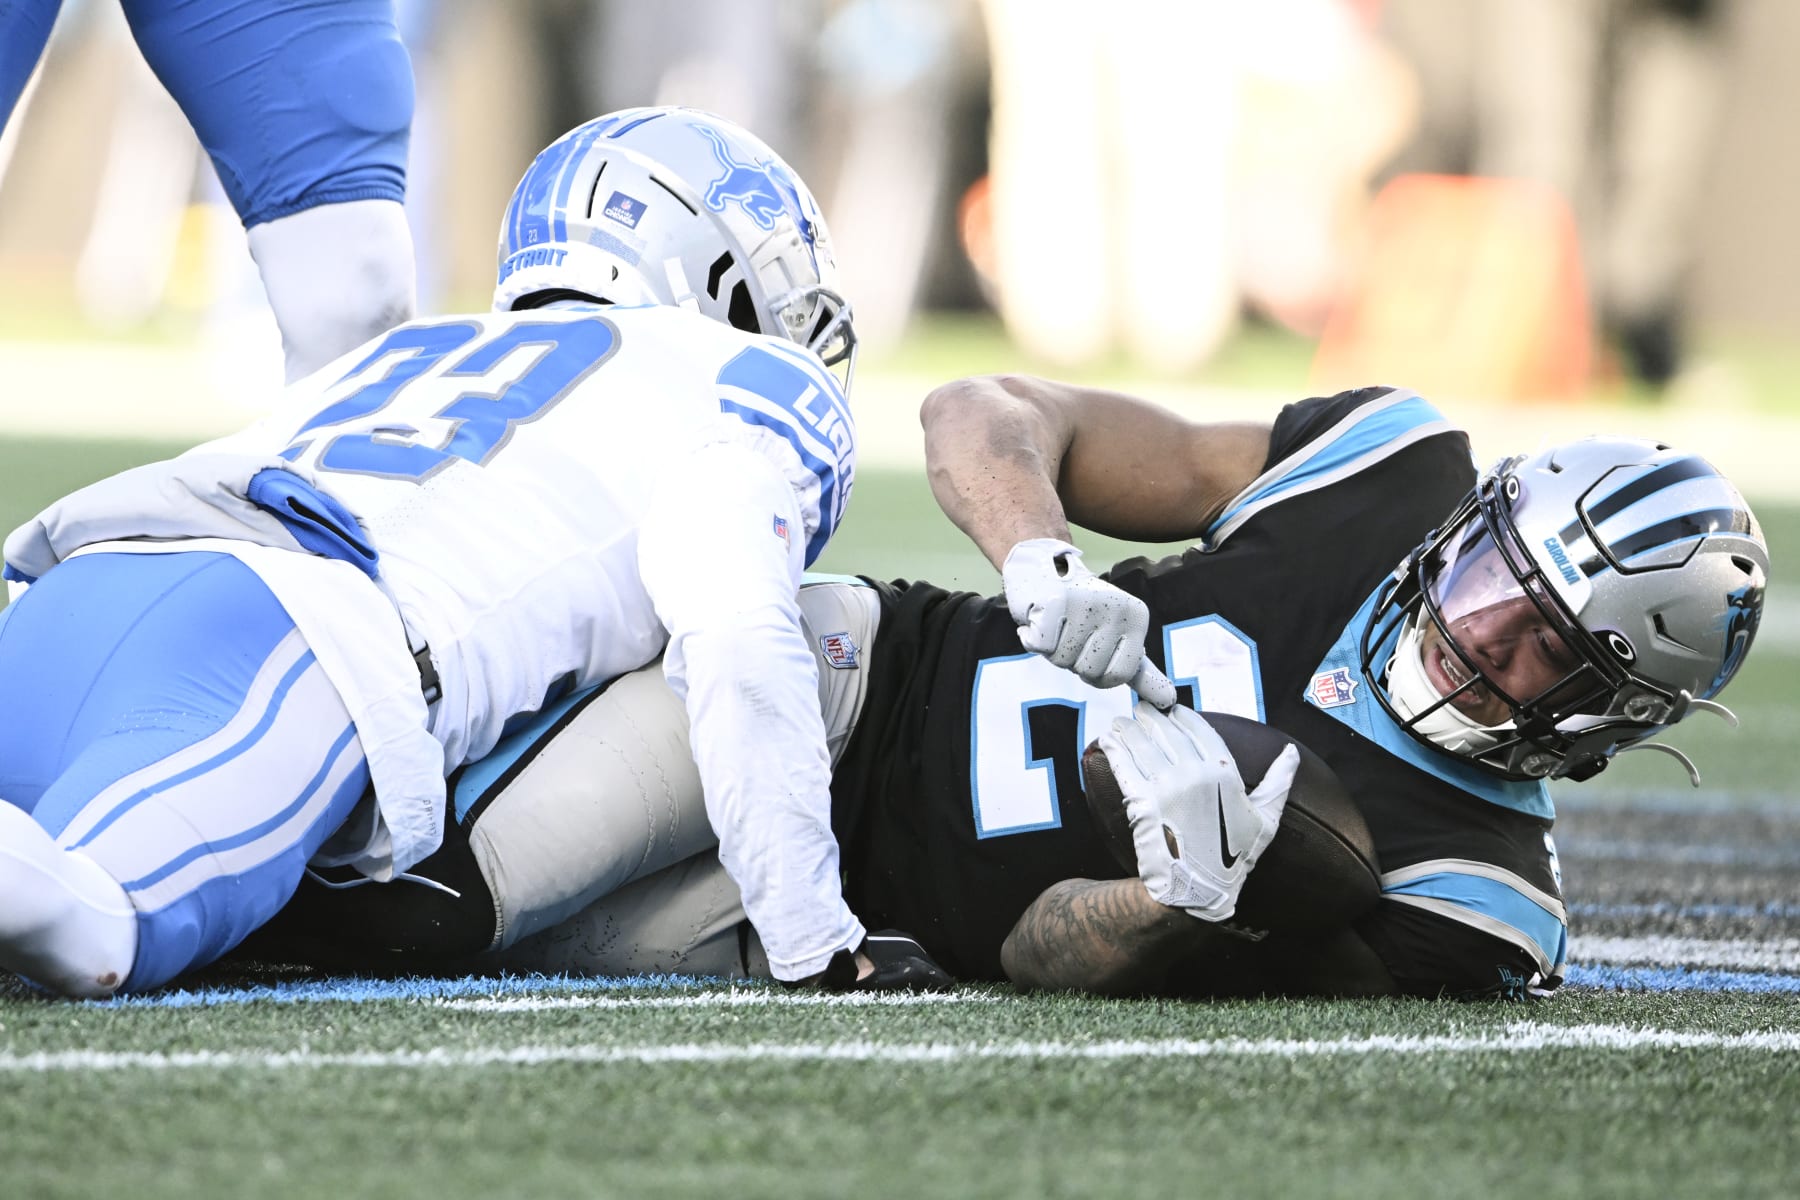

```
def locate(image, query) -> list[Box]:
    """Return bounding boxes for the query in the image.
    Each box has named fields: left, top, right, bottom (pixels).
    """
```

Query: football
left=1081, top=713, right=1380, bottom=939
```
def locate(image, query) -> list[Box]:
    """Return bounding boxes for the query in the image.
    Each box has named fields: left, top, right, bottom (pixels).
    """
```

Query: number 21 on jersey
left=970, top=616, right=1264, bottom=838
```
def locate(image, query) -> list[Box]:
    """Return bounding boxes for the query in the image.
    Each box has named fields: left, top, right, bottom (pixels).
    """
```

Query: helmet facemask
left=1362, top=443, right=1767, bottom=783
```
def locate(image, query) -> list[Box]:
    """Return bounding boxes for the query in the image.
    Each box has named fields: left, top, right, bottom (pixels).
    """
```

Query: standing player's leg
left=120, top=0, right=417, bottom=381
left=0, top=0, right=61, bottom=137
left=0, top=551, right=370, bottom=996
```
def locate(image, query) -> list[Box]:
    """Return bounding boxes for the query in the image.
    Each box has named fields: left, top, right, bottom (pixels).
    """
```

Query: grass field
left=1, top=435, right=1797, bottom=1200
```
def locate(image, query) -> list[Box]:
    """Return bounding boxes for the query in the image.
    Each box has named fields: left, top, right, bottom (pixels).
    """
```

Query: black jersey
left=830, top=388, right=1568, bottom=1000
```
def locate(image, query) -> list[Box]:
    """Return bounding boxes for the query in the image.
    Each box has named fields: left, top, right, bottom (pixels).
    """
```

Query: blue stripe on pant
left=0, top=552, right=369, bottom=991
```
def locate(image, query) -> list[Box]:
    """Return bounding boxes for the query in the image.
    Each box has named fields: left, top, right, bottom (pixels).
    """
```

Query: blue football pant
left=0, top=551, right=370, bottom=991
left=0, top=0, right=411, bottom=227
left=0, top=0, right=58, bottom=139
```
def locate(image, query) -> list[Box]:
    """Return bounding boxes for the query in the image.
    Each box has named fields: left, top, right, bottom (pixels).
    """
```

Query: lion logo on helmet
left=697, top=124, right=813, bottom=241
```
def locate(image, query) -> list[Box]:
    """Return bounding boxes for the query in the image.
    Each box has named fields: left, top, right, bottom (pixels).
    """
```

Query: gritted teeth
left=1443, top=653, right=1469, bottom=689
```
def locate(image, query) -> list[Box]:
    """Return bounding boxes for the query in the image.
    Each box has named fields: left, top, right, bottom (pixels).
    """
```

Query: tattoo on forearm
left=1002, top=879, right=1184, bottom=994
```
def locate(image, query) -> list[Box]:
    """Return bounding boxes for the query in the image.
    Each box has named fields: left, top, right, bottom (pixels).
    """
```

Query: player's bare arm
left=1000, top=876, right=1233, bottom=996
left=1003, top=879, right=1403, bottom=1000
left=919, top=373, right=1273, bottom=562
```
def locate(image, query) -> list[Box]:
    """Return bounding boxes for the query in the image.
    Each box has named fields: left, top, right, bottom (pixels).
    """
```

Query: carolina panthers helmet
left=1360, top=437, right=1768, bottom=782
left=493, top=106, right=856, bottom=381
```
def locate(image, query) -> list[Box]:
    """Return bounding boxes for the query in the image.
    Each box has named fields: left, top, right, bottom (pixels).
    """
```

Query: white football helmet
left=493, top=106, right=856, bottom=382
left=1361, top=438, right=1769, bottom=782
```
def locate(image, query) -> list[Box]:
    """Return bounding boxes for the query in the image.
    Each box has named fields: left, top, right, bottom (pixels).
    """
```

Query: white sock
left=247, top=198, right=418, bottom=383
left=0, top=803, right=138, bottom=998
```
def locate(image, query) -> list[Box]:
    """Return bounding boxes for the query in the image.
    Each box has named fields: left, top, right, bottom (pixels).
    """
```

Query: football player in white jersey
left=0, top=107, right=902, bottom=998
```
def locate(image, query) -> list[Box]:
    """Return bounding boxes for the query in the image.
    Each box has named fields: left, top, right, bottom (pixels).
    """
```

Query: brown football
left=1081, top=713, right=1381, bottom=939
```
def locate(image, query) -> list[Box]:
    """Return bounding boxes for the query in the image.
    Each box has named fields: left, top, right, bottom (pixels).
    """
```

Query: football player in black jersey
left=262, top=379, right=1769, bottom=1001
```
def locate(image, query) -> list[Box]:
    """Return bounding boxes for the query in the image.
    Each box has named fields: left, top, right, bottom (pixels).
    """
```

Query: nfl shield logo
left=1308, top=667, right=1359, bottom=708
left=819, top=632, right=859, bottom=669
left=772, top=515, right=789, bottom=542
left=602, top=191, right=647, bottom=228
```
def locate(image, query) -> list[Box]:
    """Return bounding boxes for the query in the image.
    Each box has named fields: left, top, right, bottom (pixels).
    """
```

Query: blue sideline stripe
left=85, top=963, right=1800, bottom=1006
left=1565, top=964, right=1800, bottom=994
left=1384, top=872, right=1567, bottom=967
left=1570, top=901, right=1800, bottom=920
left=70, top=649, right=320, bottom=851
left=1551, top=790, right=1800, bottom=815
left=120, top=720, right=361, bottom=892
left=96, top=972, right=739, bottom=1009
left=1554, top=839, right=1800, bottom=870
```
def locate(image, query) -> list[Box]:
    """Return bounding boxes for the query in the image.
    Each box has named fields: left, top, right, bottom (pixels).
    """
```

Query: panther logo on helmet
left=1711, top=581, right=1764, bottom=698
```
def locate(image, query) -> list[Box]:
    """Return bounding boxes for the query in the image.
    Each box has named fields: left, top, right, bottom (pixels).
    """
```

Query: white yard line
left=6, top=1024, right=1799, bottom=1073
left=1571, top=935, right=1800, bottom=973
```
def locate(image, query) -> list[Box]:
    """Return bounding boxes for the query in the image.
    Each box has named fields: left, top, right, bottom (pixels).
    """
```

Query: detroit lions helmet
left=493, top=106, right=856, bottom=381
left=1361, top=437, right=1768, bottom=782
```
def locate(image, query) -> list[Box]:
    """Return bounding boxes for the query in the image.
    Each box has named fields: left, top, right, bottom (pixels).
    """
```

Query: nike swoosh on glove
left=818, top=930, right=955, bottom=992
left=1096, top=701, right=1295, bottom=921
left=1001, top=538, right=1177, bottom=708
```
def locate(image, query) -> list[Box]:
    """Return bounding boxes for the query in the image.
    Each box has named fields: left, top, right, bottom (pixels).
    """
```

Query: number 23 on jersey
left=282, top=315, right=855, bottom=550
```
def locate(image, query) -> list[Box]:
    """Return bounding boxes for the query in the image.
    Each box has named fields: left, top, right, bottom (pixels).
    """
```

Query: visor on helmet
left=1418, top=519, right=1594, bottom=727
left=1364, top=462, right=1641, bottom=778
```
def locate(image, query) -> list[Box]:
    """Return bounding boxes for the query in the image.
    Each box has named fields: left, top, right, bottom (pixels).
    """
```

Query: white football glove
left=1096, top=701, right=1297, bottom=921
left=1001, top=538, right=1177, bottom=709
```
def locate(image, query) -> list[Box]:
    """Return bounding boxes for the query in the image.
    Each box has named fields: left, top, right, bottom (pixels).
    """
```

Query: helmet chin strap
left=1614, top=740, right=1703, bottom=787
left=1611, top=694, right=1739, bottom=788
left=1385, top=620, right=1511, bottom=756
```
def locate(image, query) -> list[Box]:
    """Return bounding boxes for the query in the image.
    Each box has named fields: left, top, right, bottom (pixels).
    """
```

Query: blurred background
left=2, top=0, right=1798, bottom=485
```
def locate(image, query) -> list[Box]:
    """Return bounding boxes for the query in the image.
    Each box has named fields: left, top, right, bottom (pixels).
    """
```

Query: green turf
left=3, top=985, right=1798, bottom=1200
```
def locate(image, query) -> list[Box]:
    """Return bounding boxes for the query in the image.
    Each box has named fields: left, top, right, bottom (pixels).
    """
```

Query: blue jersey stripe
left=714, top=344, right=855, bottom=566
left=1209, top=392, right=1449, bottom=537
left=450, top=686, right=599, bottom=824
left=719, top=401, right=839, bottom=565
left=1385, top=870, right=1568, bottom=967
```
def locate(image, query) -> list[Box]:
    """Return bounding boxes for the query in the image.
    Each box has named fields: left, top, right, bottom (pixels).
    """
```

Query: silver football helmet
left=1361, top=437, right=1768, bottom=782
left=493, top=106, right=856, bottom=383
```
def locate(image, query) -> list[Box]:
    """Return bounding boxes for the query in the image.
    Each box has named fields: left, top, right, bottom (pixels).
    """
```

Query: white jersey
left=205, top=304, right=854, bottom=768
left=7, top=304, right=866, bottom=973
